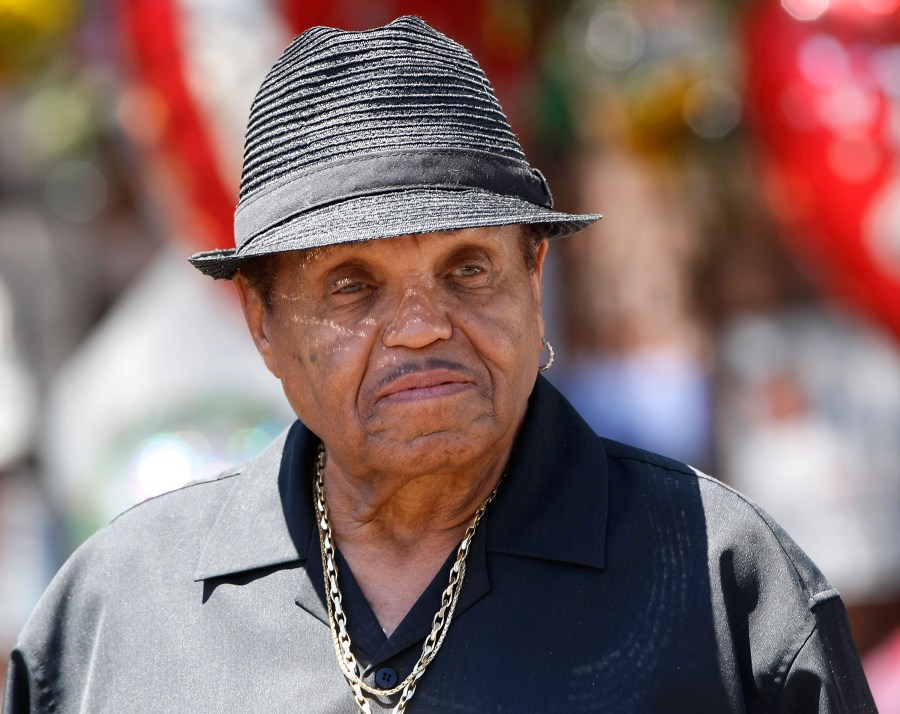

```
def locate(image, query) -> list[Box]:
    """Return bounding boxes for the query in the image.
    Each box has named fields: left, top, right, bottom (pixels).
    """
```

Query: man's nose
left=382, top=286, right=452, bottom=348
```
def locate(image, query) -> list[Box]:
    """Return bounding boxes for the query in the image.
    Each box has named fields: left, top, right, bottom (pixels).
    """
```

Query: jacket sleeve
left=2, top=529, right=109, bottom=714
left=773, top=596, right=876, bottom=713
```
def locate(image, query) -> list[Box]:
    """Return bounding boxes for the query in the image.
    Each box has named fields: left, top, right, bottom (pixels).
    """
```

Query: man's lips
left=373, top=362, right=477, bottom=403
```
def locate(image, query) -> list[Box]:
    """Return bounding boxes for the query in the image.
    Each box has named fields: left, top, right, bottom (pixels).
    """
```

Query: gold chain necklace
left=313, top=444, right=501, bottom=714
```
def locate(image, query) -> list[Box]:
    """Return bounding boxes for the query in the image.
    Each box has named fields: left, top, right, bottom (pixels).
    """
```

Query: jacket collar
left=193, top=420, right=315, bottom=581
left=193, top=376, right=607, bottom=582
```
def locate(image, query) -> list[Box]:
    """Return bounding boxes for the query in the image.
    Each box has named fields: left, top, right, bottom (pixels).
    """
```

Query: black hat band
left=234, top=148, right=554, bottom=250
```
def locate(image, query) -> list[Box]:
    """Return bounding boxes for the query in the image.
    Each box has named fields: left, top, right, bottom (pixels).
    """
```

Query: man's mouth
left=374, top=361, right=477, bottom=403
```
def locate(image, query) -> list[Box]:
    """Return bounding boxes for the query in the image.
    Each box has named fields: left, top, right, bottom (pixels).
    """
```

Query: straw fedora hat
left=189, top=15, right=601, bottom=280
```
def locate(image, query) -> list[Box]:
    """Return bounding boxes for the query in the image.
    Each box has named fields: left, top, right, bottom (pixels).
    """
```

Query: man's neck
left=319, top=450, right=507, bottom=635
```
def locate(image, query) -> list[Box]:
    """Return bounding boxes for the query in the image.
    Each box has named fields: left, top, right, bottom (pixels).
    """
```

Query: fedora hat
left=189, top=16, right=601, bottom=279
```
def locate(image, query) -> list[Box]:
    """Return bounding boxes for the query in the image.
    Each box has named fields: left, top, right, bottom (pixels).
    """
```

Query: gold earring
left=538, top=337, right=555, bottom=372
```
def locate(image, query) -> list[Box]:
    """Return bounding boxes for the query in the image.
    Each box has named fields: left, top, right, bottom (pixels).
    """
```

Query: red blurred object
left=118, top=0, right=236, bottom=255
left=742, top=0, right=900, bottom=340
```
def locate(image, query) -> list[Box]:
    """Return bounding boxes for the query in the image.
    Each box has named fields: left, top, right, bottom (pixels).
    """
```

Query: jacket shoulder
left=599, top=438, right=868, bottom=707
left=5, top=467, right=244, bottom=713
left=26, top=467, right=242, bottom=613
left=108, top=467, right=240, bottom=536
left=601, top=436, right=696, bottom=477
left=601, top=436, right=833, bottom=602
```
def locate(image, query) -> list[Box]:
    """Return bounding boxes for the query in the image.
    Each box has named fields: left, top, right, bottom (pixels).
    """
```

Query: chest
left=71, top=557, right=739, bottom=714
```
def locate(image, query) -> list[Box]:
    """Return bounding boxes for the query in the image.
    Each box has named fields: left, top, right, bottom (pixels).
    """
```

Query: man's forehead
left=287, top=226, right=517, bottom=266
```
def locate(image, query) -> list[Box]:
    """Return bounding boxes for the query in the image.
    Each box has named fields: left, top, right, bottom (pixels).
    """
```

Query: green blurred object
left=547, top=0, right=741, bottom=158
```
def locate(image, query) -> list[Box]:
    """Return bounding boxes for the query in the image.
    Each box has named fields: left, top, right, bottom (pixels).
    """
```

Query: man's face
left=236, top=226, right=547, bottom=479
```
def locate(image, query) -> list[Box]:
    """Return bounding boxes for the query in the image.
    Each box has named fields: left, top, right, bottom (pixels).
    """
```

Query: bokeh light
left=44, top=160, right=107, bottom=222
left=585, top=4, right=646, bottom=71
left=782, top=0, right=831, bottom=21
left=828, top=135, right=882, bottom=182
left=871, top=45, right=900, bottom=98
left=857, top=0, right=900, bottom=14
left=798, top=35, right=849, bottom=88
left=131, top=433, right=196, bottom=501
left=819, top=83, right=879, bottom=132
left=864, top=179, right=900, bottom=278
left=683, top=78, right=742, bottom=139
left=18, top=84, right=94, bottom=159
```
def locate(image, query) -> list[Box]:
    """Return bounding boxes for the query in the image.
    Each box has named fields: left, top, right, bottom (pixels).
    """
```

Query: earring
left=538, top=337, right=555, bottom=372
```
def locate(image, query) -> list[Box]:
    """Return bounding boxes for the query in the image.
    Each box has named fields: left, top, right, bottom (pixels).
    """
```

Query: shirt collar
left=193, top=376, right=608, bottom=582
left=193, top=420, right=315, bottom=581
left=485, top=376, right=608, bottom=570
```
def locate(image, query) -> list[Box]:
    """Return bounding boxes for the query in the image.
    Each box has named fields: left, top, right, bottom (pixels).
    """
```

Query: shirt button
left=375, top=667, right=399, bottom=689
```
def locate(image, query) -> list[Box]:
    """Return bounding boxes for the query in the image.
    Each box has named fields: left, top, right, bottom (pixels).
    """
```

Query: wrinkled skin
left=235, top=226, right=547, bottom=506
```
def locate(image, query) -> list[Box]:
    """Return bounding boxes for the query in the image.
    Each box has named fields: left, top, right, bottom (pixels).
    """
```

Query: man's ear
left=233, top=273, right=282, bottom=378
left=532, top=239, right=548, bottom=338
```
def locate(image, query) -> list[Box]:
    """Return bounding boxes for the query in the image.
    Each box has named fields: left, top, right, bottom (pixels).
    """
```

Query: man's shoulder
left=600, top=436, right=834, bottom=603
left=599, top=436, right=705, bottom=500
left=601, top=435, right=778, bottom=524
left=108, top=467, right=241, bottom=537
left=600, top=436, right=696, bottom=477
left=58, top=467, right=240, bottom=577
left=92, top=423, right=297, bottom=555
left=42, top=466, right=244, bottom=599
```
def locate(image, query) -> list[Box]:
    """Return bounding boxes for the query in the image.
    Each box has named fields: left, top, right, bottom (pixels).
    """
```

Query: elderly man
left=5, top=16, right=874, bottom=714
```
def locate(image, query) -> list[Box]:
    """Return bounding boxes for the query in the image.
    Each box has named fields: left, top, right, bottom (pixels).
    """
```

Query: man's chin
left=367, top=424, right=501, bottom=471
left=367, top=392, right=493, bottom=431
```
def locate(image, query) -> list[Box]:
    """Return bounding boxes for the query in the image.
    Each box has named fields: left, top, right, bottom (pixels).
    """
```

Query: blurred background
left=1, top=0, right=899, bottom=706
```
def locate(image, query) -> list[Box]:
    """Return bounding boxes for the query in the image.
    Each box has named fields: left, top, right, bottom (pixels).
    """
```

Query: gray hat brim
left=189, top=188, right=601, bottom=280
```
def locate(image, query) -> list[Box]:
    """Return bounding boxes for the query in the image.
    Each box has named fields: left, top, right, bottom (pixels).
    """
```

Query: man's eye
left=454, top=265, right=483, bottom=278
left=333, top=280, right=365, bottom=294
